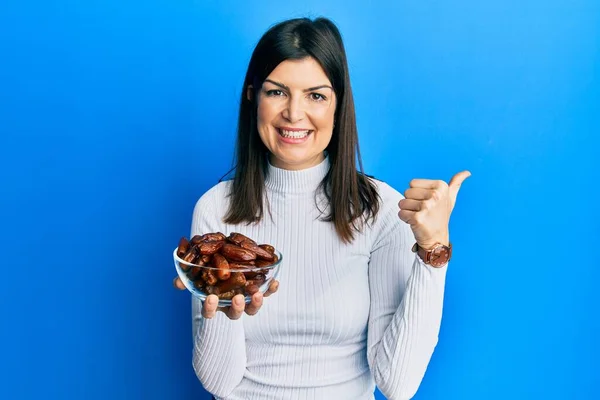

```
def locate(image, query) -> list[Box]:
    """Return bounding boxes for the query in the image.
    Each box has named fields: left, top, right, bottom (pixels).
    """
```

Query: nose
left=282, top=96, right=305, bottom=123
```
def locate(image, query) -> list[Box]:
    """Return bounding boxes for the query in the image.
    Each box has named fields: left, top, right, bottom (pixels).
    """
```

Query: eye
left=310, top=93, right=327, bottom=102
left=265, top=89, right=285, bottom=97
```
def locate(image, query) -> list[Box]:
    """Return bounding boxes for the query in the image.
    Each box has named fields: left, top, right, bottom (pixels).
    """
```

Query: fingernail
left=206, top=297, right=215, bottom=306
left=234, top=297, right=243, bottom=306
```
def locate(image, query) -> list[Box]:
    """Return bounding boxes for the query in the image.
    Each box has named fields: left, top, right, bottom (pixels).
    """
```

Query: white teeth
left=279, top=129, right=310, bottom=138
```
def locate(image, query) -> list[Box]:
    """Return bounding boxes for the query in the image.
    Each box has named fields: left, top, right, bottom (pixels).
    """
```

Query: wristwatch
left=412, top=242, right=452, bottom=268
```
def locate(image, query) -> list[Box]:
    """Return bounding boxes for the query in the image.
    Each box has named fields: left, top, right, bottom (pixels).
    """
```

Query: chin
left=270, top=150, right=324, bottom=170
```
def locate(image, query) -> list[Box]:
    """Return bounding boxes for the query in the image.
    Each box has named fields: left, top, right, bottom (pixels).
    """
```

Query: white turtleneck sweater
left=189, top=156, right=448, bottom=400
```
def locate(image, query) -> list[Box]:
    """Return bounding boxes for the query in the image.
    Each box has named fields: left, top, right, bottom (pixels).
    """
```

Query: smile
left=277, top=128, right=313, bottom=139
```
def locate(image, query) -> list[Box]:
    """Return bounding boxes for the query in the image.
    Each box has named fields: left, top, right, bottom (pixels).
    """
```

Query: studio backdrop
left=1, top=0, right=598, bottom=399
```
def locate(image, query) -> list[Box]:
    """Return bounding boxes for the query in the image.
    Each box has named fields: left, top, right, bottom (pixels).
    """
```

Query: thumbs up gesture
left=398, top=171, right=471, bottom=249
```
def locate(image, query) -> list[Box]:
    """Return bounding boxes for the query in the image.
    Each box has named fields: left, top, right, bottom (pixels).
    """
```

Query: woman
left=173, top=16, right=469, bottom=400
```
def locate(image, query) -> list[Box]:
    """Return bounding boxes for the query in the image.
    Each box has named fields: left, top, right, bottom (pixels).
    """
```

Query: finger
left=398, top=198, right=422, bottom=211
left=244, top=292, right=264, bottom=316
left=264, top=280, right=279, bottom=297
left=448, top=170, right=471, bottom=203
left=226, top=295, right=246, bottom=320
left=202, top=295, right=219, bottom=319
left=409, top=179, right=446, bottom=189
left=404, top=188, right=433, bottom=201
left=173, top=277, right=186, bottom=290
left=449, top=170, right=471, bottom=189
left=398, top=209, right=417, bottom=225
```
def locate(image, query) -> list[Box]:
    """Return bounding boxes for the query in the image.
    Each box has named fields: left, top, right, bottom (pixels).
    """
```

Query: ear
left=246, top=85, right=254, bottom=102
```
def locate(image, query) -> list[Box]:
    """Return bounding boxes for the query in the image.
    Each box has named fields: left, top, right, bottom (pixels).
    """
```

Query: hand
left=398, top=170, right=471, bottom=249
left=172, top=276, right=279, bottom=320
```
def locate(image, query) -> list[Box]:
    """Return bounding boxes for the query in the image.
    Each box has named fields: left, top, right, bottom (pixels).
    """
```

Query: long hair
left=222, top=17, right=380, bottom=244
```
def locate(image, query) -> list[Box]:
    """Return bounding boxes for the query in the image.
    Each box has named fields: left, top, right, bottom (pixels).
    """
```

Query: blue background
left=1, top=0, right=598, bottom=399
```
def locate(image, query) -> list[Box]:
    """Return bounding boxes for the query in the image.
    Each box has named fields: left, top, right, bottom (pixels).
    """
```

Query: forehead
left=265, top=57, right=331, bottom=88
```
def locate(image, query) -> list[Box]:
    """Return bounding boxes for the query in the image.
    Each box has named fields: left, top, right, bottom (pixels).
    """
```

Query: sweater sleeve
left=190, top=189, right=247, bottom=398
left=366, top=195, right=448, bottom=400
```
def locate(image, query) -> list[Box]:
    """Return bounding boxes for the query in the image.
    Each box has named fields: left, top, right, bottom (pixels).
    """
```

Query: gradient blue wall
left=1, top=1, right=598, bottom=399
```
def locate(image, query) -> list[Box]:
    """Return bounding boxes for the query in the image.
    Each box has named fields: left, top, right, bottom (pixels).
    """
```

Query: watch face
left=430, top=245, right=450, bottom=267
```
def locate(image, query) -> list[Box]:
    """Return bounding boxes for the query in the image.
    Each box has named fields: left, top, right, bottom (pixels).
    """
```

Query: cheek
left=316, top=106, right=335, bottom=145
left=317, top=130, right=334, bottom=147
left=256, top=102, right=279, bottom=131
left=313, top=106, right=335, bottom=131
left=316, top=100, right=336, bottom=124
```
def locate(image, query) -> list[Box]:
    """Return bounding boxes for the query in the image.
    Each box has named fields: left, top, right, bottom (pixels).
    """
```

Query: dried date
left=198, top=240, right=224, bottom=255
left=221, top=243, right=257, bottom=262
left=227, top=232, right=257, bottom=246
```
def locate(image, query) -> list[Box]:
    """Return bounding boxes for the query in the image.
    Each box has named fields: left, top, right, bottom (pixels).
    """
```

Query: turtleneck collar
left=265, top=153, right=331, bottom=194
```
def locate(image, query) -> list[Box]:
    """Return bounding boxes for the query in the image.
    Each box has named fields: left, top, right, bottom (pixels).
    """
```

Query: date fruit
left=202, top=232, right=226, bottom=242
left=228, top=232, right=257, bottom=246
left=240, top=241, right=274, bottom=261
left=177, top=237, right=190, bottom=258
left=221, top=243, right=257, bottom=262
left=212, top=253, right=231, bottom=281
left=198, top=240, right=224, bottom=255
left=258, top=244, right=275, bottom=255
left=180, top=247, right=197, bottom=272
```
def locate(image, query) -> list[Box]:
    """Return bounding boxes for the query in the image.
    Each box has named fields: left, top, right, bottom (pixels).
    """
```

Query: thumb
left=448, top=170, right=471, bottom=206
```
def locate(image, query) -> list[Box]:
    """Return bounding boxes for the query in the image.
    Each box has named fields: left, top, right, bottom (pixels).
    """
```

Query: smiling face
left=252, top=57, right=337, bottom=170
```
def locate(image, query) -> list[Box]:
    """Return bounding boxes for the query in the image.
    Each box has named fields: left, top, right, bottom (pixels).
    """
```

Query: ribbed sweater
left=189, top=156, right=448, bottom=400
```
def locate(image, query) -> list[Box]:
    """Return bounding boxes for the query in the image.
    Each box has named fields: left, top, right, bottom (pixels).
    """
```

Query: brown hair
left=222, top=17, right=380, bottom=243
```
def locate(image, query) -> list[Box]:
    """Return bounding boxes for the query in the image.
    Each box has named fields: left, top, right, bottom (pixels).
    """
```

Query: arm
left=367, top=207, right=448, bottom=399
left=190, top=192, right=246, bottom=397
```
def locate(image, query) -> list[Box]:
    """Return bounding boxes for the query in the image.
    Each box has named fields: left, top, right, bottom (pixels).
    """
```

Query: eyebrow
left=264, top=79, right=333, bottom=92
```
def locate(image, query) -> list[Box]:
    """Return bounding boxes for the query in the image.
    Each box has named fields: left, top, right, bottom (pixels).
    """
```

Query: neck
left=268, top=152, right=326, bottom=171
left=265, top=153, right=330, bottom=194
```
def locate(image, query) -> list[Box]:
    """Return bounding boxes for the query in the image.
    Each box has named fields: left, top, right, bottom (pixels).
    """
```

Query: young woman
left=173, top=16, right=470, bottom=400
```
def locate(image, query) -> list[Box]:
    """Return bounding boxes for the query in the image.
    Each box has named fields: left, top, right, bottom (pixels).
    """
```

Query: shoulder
left=192, top=180, right=232, bottom=217
left=367, top=176, right=405, bottom=210
left=190, top=180, right=232, bottom=234
left=365, top=176, right=413, bottom=239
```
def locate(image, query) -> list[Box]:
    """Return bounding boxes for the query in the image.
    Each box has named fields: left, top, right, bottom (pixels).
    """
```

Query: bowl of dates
left=173, top=232, right=282, bottom=306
